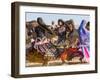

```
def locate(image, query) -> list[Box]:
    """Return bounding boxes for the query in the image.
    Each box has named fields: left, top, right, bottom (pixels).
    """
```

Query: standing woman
left=78, top=20, right=90, bottom=62
left=65, top=20, right=84, bottom=62
left=57, top=19, right=67, bottom=45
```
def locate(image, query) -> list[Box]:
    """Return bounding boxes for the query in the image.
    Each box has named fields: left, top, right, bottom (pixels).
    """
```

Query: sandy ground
left=26, top=57, right=89, bottom=67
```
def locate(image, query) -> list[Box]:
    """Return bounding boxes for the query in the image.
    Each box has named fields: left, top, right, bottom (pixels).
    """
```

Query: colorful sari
left=78, top=20, right=90, bottom=62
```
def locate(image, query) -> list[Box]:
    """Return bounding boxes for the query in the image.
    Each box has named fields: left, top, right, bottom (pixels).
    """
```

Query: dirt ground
left=26, top=57, right=89, bottom=67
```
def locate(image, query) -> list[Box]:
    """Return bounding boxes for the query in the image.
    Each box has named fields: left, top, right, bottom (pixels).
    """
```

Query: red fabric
left=60, top=49, right=67, bottom=62
left=60, top=48, right=80, bottom=62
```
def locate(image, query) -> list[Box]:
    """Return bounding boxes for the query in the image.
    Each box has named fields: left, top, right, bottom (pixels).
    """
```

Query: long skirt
left=81, top=46, right=89, bottom=62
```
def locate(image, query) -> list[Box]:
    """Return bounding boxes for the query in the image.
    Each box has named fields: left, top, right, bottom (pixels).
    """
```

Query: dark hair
left=66, top=19, right=74, bottom=25
left=58, top=19, right=64, bottom=25
left=65, top=19, right=75, bottom=31
left=37, top=17, right=43, bottom=24
left=86, top=22, right=90, bottom=27
left=85, top=21, right=90, bottom=31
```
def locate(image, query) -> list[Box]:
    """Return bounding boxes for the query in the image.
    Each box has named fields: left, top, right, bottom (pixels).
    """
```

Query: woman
left=78, top=20, right=90, bottom=62
left=57, top=19, right=67, bottom=45
left=63, top=20, right=84, bottom=62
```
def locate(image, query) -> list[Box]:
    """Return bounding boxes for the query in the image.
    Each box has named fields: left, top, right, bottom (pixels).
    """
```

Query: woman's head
left=65, top=19, right=74, bottom=32
left=58, top=19, right=64, bottom=26
left=85, top=22, right=90, bottom=31
left=37, top=17, right=44, bottom=25
left=31, top=20, right=39, bottom=28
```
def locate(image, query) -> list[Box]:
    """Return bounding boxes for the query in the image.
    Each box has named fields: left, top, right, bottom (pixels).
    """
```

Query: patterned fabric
left=57, top=26, right=66, bottom=45
left=78, top=20, right=90, bottom=62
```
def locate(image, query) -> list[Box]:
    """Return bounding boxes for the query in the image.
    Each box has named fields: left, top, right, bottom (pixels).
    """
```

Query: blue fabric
left=78, top=20, right=90, bottom=52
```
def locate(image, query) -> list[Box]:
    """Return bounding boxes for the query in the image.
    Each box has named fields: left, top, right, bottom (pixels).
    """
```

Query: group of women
left=26, top=17, right=90, bottom=65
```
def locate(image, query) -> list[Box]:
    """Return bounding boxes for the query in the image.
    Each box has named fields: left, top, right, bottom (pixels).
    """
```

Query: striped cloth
left=78, top=20, right=90, bottom=62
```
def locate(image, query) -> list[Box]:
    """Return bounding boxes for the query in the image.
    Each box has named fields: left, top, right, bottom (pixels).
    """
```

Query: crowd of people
left=26, top=17, right=90, bottom=64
